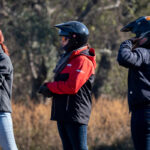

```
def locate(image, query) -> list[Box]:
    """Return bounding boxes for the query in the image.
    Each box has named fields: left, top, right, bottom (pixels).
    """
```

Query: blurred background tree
left=0, top=0, right=150, bottom=102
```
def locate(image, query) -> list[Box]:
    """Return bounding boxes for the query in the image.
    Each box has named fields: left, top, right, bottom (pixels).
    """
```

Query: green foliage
left=101, top=57, right=128, bottom=98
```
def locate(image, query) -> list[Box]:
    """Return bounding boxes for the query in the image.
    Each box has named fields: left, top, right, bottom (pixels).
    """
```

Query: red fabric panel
left=47, top=55, right=95, bottom=94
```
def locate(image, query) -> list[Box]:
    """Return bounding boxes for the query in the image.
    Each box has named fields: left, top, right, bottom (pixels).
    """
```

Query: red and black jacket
left=47, top=45, right=96, bottom=124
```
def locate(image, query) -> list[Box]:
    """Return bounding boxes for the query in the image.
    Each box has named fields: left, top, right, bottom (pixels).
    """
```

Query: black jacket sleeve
left=117, top=40, right=149, bottom=68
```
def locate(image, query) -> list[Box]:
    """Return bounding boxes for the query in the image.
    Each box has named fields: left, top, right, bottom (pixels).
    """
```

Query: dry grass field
left=11, top=98, right=134, bottom=150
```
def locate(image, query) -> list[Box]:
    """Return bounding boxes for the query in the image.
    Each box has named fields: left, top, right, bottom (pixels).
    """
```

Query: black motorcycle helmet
left=120, top=16, right=150, bottom=48
left=54, top=21, right=89, bottom=51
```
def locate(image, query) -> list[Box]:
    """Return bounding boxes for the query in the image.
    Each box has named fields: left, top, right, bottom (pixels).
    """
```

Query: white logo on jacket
left=76, top=69, right=85, bottom=73
left=67, top=64, right=72, bottom=67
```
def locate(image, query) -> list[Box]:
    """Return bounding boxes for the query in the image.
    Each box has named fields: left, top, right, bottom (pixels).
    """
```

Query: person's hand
left=129, top=37, right=140, bottom=50
left=38, top=85, right=53, bottom=98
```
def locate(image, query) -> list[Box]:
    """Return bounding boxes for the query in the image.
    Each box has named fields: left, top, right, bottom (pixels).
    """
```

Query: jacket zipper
left=66, top=96, right=70, bottom=111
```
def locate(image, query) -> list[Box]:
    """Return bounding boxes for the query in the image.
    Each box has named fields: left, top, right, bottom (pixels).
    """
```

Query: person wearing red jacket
left=38, top=21, right=96, bottom=150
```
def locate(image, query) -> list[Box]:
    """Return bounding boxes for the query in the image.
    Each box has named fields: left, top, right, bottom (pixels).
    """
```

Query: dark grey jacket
left=117, top=40, right=150, bottom=111
left=0, top=46, right=13, bottom=113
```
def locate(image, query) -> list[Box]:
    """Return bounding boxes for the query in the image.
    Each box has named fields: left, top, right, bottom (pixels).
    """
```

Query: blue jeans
left=131, top=107, right=150, bottom=150
left=0, top=112, right=18, bottom=150
left=57, top=122, right=88, bottom=150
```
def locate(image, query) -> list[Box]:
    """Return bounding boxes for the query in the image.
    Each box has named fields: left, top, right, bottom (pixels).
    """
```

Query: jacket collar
left=71, top=46, right=89, bottom=56
left=69, top=45, right=96, bottom=69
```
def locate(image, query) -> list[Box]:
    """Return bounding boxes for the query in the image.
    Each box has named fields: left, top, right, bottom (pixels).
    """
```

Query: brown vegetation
left=12, top=98, right=133, bottom=150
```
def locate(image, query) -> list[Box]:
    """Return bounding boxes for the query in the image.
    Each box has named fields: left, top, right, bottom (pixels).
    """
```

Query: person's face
left=60, top=36, right=69, bottom=47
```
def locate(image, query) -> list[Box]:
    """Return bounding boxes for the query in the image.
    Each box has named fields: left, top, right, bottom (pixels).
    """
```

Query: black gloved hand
left=38, top=85, right=53, bottom=98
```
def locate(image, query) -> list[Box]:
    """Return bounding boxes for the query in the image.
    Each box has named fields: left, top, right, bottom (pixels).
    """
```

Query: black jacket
left=47, top=46, right=96, bottom=124
left=117, top=40, right=150, bottom=111
left=0, top=46, right=13, bottom=113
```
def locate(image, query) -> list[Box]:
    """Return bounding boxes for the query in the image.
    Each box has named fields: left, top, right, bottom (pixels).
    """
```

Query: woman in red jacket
left=39, top=21, right=96, bottom=150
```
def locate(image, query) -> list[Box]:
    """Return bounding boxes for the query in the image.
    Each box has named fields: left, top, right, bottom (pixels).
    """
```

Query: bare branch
left=77, top=0, right=121, bottom=21
left=99, top=48, right=112, bottom=56
left=26, top=49, right=38, bottom=79
left=97, top=0, right=121, bottom=11
left=0, top=0, right=9, bottom=17
left=77, top=0, right=98, bottom=21
left=29, top=52, right=38, bottom=79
